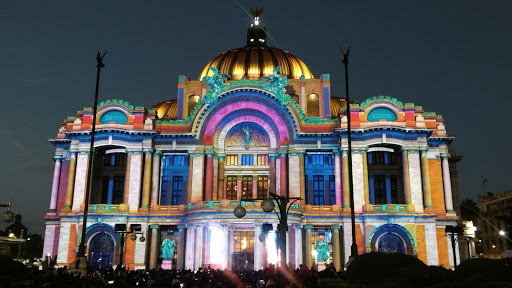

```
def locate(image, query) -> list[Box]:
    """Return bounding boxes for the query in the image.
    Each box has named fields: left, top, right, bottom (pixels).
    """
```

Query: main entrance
left=232, top=231, right=254, bottom=270
left=88, top=232, right=115, bottom=270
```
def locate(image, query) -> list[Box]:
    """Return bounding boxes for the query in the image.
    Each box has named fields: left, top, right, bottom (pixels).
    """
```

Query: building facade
left=43, top=13, right=460, bottom=271
left=478, top=189, right=512, bottom=258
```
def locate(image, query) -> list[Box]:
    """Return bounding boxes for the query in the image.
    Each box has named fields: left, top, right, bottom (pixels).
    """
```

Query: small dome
left=152, top=99, right=177, bottom=120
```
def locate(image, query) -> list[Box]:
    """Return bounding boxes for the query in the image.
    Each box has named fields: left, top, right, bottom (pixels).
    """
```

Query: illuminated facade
left=43, top=12, right=460, bottom=271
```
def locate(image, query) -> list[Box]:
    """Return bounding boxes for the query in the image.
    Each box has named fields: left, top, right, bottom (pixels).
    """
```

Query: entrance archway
left=370, top=224, right=414, bottom=255
left=377, top=233, right=405, bottom=253
left=89, top=232, right=115, bottom=270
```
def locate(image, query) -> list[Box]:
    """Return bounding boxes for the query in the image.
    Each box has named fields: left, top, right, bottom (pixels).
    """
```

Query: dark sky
left=1, top=1, right=511, bottom=235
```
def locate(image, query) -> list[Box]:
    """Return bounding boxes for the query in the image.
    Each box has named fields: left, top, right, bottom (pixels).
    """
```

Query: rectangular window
left=242, top=176, right=253, bottom=199
left=313, top=175, right=325, bottom=205
left=241, top=155, right=254, bottom=166
left=329, top=175, right=335, bottom=205
left=171, top=176, right=183, bottom=205
left=160, top=176, right=168, bottom=205
left=112, top=176, right=124, bottom=204
left=257, top=176, right=268, bottom=199
left=226, top=176, right=237, bottom=200
left=233, top=231, right=255, bottom=252
left=257, top=155, right=268, bottom=166
left=226, top=155, right=238, bottom=166
left=374, top=175, right=386, bottom=204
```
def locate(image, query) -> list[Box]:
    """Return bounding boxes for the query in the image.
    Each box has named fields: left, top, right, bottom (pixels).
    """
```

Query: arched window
left=188, top=95, right=200, bottom=117
left=367, top=145, right=405, bottom=204
left=91, top=147, right=127, bottom=204
left=306, top=93, right=319, bottom=117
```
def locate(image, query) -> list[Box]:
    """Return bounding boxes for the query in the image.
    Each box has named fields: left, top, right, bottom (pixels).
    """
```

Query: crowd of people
left=1, top=263, right=342, bottom=288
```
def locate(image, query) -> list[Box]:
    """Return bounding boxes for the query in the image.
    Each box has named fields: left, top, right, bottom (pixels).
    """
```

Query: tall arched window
left=306, top=93, right=319, bottom=117
left=188, top=95, right=200, bottom=117
left=367, top=145, right=405, bottom=204
left=91, top=147, right=127, bottom=204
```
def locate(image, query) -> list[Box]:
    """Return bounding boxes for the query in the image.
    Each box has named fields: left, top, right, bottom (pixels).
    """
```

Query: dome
left=199, top=9, right=313, bottom=81
left=152, top=99, right=177, bottom=120
left=199, top=47, right=314, bottom=81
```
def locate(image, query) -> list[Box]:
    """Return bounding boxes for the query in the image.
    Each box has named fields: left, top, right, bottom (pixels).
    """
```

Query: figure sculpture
left=161, top=239, right=176, bottom=260
left=315, top=238, right=329, bottom=261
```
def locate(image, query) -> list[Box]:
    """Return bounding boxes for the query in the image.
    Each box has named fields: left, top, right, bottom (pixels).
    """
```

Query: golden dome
left=152, top=99, right=177, bottom=120
left=199, top=46, right=314, bottom=81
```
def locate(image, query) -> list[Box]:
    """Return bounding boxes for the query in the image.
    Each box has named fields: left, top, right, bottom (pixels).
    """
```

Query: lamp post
left=445, top=225, right=463, bottom=270
left=114, top=224, right=146, bottom=268
left=340, top=47, right=358, bottom=259
left=1, top=202, right=15, bottom=223
left=234, top=193, right=300, bottom=268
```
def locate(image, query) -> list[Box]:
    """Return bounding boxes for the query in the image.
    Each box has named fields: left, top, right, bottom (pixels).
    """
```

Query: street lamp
left=234, top=193, right=300, bottom=268
left=114, top=224, right=146, bottom=268
left=445, top=225, right=463, bottom=270
left=1, top=202, right=15, bottom=223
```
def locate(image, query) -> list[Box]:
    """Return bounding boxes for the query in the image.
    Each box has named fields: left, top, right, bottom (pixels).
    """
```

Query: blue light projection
left=100, top=110, right=128, bottom=124
left=367, top=107, right=397, bottom=122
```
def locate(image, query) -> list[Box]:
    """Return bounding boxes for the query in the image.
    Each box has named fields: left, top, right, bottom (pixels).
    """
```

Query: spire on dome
left=246, top=7, right=267, bottom=47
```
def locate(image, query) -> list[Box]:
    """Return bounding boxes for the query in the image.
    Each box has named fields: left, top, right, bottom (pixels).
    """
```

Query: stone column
left=408, top=149, right=423, bottom=212
left=217, top=155, right=225, bottom=200
left=228, top=227, right=234, bottom=269
left=221, top=223, right=229, bottom=270
left=254, top=223, right=262, bottom=270
left=280, top=152, right=287, bottom=196
left=141, top=150, right=153, bottom=210
left=204, top=226, right=211, bottom=266
left=64, top=151, right=77, bottom=209
left=127, top=150, right=143, bottom=213
left=269, top=154, right=277, bottom=194
left=177, top=225, right=186, bottom=270
left=342, top=150, right=350, bottom=209
left=441, top=153, right=454, bottom=212
left=150, top=152, right=161, bottom=206
left=305, top=225, right=313, bottom=269
left=294, top=224, right=303, bottom=269
left=185, top=225, right=195, bottom=270
left=334, top=151, right=342, bottom=206
left=286, top=224, right=291, bottom=265
left=190, top=153, right=204, bottom=203
left=194, top=224, right=203, bottom=270
left=420, top=149, right=433, bottom=209
left=124, top=152, right=131, bottom=203
left=212, top=156, right=218, bottom=201
left=72, top=150, right=90, bottom=211
left=205, top=151, right=214, bottom=201
left=332, top=225, right=341, bottom=271
left=402, top=149, right=412, bottom=205
left=49, top=155, right=63, bottom=212
left=288, top=153, right=301, bottom=198
left=149, top=225, right=159, bottom=270
left=362, top=152, right=370, bottom=206
left=252, top=173, right=258, bottom=199
left=299, top=153, right=306, bottom=205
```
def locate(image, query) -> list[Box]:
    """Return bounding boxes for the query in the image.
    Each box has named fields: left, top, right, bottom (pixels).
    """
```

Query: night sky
left=1, top=1, right=511, bottom=235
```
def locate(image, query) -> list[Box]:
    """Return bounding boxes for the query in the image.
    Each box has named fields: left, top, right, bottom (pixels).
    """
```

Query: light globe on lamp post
left=233, top=193, right=300, bottom=269
left=114, top=224, right=146, bottom=268
left=1, top=202, right=15, bottom=223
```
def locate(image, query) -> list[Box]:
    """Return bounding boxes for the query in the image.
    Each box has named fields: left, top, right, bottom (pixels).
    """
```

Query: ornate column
left=124, top=151, right=131, bottom=203
left=127, top=150, right=143, bottom=213
left=185, top=224, right=195, bottom=270
left=205, top=151, right=214, bottom=201
left=407, top=149, right=423, bottom=212
left=280, top=152, right=287, bottom=196
left=141, top=150, right=153, bottom=210
left=217, top=155, right=225, bottom=200
left=269, top=154, right=277, bottom=194
left=305, top=225, right=313, bottom=269
left=212, top=156, right=218, bottom=201
left=294, top=224, right=303, bottom=269
left=420, top=149, right=433, bottom=209
left=64, top=151, right=77, bottom=210
left=177, top=225, right=186, bottom=270
left=332, top=225, right=341, bottom=271
left=150, top=152, right=161, bottom=206
left=334, top=151, right=342, bottom=206
left=441, top=153, right=454, bottom=212
left=221, top=223, right=229, bottom=270
left=288, top=152, right=302, bottom=198
left=190, top=153, right=204, bottom=203
left=299, top=153, right=306, bottom=205
left=254, top=223, right=262, bottom=270
left=149, top=225, right=159, bottom=270
left=252, top=172, right=258, bottom=199
left=194, top=224, right=203, bottom=270
left=49, top=155, right=63, bottom=212
left=341, top=150, right=350, bottom=209
left=402, top=149, right=412, bottom=205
